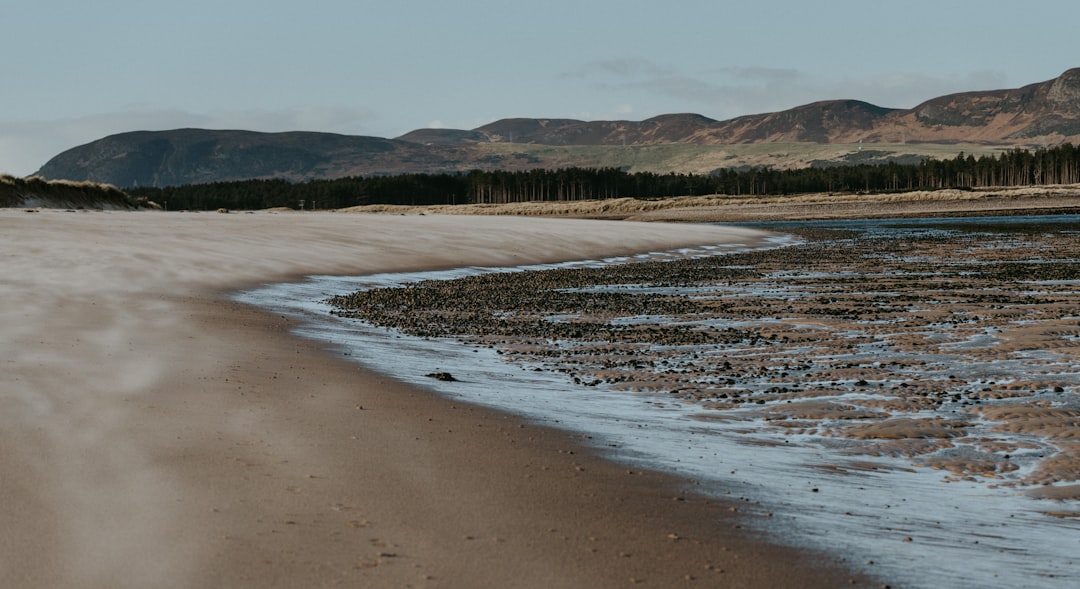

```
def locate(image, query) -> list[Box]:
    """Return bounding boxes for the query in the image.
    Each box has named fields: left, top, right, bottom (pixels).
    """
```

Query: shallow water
left=237, top=217, right=1080, bottom=589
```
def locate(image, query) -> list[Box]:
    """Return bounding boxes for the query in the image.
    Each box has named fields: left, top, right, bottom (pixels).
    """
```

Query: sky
left=2, top=0, right=1078, bottom=176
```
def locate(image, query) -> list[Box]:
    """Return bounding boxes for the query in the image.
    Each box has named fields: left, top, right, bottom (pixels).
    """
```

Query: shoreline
left=317, top=216, right=1080, bottom=491
left=208, top=298, right=867, bottom=587
left=305, top=216, right=1080, bottom=586
left=0, top=210, right=869, bottom=587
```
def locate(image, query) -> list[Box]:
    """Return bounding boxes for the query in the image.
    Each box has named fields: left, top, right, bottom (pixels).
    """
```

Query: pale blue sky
left=2, top=0, right=1077, bottom=175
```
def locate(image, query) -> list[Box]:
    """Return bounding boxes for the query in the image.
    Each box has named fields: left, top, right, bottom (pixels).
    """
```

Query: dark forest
left=128, top=144, right=1080, bottom=211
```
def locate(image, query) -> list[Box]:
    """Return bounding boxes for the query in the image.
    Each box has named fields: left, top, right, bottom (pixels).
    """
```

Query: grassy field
left=469, top=142, right=1012, bottom=175
left=343, top=183, right=1080, bottom=222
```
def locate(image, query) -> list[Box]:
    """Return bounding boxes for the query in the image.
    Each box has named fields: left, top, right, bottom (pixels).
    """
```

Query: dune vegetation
left=0, top=174, right=148, bottom=209
left=341, top=183, right=1080, bottom=222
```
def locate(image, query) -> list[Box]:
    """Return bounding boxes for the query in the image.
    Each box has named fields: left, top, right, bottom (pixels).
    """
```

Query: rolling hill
left=34, top=68, right=1080, bottom=187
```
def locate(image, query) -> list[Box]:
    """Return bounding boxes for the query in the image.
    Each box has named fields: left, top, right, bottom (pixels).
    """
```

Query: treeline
left=127, top=144, right=1080, bottom=211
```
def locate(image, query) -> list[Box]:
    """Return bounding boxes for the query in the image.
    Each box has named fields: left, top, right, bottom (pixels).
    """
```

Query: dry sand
left=343, top=184, right=1080, bottom=222
left=0, top=209, right=867, bottom=588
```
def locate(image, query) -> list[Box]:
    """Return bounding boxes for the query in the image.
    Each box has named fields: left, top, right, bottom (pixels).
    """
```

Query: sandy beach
left=0, top=209, right=868, bottom=587
left=310, top=214, right=1080, bottom=586
left=342, top=184, right=1080, bottom=222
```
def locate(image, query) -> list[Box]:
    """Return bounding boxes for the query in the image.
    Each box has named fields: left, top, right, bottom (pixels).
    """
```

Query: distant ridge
left=397, top=69, right=1080, bottom=146
left=33, top=129, right=476, bottom=187
left=35, top=69, right=1080, bottom=187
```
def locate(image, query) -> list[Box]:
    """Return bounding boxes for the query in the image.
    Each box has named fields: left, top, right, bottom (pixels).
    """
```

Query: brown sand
left=341, top=184, right=1080, bottom=222
left=631, top=194, right=1080, bottom=222
left=0, top=210, right=867, bottom=588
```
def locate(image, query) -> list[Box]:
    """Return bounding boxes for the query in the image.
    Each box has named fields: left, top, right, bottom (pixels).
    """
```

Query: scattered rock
left=329, top=227, right=1080, bottom=490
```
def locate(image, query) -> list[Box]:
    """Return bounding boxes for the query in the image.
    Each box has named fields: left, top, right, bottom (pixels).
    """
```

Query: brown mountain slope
left=697, top=100, right=898, bottom=143
left=400, top=68, right=1080, bottom=147
left=885, top=67, right=1080, bottom=143
left=33, top=69, right=1080, bottom=187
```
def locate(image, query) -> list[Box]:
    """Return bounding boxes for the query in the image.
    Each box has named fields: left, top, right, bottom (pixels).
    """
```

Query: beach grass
left=340, top=183, right=1080, bottom=221
left=468, top=141, right=1011, bottom=174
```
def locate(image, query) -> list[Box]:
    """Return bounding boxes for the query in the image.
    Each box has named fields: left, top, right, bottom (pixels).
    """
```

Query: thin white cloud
left=713, top=66, right=804, bottom=84
left=203, top=106, right=378, bottom=134
left=849, top=70, right=1010, bottom=108
left=562, top=57, right=677, bottom=80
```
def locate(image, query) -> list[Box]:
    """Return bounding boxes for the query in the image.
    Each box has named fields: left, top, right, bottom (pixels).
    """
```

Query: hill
left=34, top=69, right=1080, bottom=187
left=33, top=129, right=481, bottom=187
left=403, top=69, right=1080, bottom=146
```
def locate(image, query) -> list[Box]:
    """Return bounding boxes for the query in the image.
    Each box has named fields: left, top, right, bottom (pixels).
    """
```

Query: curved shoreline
left=0, top=210, right=869, bottom=587
left=254, top=215, right=1080, bottom=588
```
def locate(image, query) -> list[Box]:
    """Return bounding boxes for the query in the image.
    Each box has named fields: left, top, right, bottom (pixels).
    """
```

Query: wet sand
left=0, top=209, right=866, bottom=587
left=331, top=220, right=1080, bottom=499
